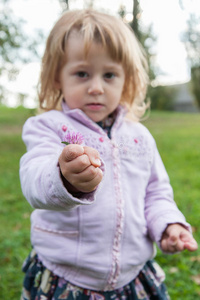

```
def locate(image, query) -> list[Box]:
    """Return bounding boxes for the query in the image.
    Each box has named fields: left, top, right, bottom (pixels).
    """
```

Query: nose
left=88, top=76, right=104, bottom=95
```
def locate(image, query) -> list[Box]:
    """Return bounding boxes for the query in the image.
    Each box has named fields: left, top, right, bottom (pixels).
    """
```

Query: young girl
left=20, top=9, right=197, bottom=300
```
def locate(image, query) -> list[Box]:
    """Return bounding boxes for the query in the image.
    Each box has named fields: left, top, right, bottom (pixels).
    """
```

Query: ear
left=54, top=79, right=61, bottom=90
left=54, top=69, right=62, bottom=89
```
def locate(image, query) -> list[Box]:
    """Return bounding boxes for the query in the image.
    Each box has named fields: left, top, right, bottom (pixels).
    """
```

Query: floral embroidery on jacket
left=61, top=125, right=84, bottom=145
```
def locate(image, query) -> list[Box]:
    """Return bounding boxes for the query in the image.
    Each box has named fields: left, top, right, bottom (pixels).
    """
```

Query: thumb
left=63, top=144, right=84, bottom=162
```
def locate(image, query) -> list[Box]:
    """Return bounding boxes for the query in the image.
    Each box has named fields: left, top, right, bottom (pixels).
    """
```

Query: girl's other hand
left=160, top=223, right=198, bottom=253
left=58, top=144, right=103, bottom=194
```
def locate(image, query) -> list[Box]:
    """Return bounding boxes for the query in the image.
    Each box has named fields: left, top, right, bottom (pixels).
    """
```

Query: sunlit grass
left=0, top=106, right=34, bottom=298
left=0, top=106, right=200, bottom=299
left=144, top=112, right=200, bottom=299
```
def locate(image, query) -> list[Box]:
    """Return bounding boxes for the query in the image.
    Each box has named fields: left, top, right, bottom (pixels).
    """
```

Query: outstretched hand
left=59, top=144, right=103, bottom=194
left=160, top=223, right=198, bottom=253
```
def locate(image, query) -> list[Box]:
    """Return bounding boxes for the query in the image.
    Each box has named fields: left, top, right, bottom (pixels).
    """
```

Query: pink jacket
left=20, top=102, right=190, bottom=291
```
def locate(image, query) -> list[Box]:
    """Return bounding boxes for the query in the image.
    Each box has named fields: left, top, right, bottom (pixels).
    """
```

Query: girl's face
left=56, top=32, right=125, bottom=123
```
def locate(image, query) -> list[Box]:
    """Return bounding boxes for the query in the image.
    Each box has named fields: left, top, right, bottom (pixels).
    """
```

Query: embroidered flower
left=99, top=137, right=104, bottom=142
left=62, top=125, right=67, bottom=132
left=62, top=131, right=84, bottom=145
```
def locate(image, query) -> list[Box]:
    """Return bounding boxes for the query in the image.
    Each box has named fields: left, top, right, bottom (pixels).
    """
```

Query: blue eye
left=76, top=71, right=88, bottom=78
left=104, top=72, right=115, bottom=79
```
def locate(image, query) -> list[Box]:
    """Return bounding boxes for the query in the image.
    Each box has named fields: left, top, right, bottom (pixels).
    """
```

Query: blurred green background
left=0, top=106, right=200, bottom=299
left=1, top=0, right=200, bottom=299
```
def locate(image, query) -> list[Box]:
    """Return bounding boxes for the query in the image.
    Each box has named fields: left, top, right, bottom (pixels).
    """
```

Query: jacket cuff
left=42, top=156, right=99, bottom=210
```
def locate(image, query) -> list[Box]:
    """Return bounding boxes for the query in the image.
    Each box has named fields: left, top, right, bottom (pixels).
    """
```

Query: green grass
left=0, top=106, right=200, bottom=299
left=0, top=106, right=35, bottom=298
left=144, top=112, right=200, bottom=299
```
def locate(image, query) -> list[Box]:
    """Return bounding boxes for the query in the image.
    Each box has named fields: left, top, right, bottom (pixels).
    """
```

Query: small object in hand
left=62, top=131, right=84, bottom=145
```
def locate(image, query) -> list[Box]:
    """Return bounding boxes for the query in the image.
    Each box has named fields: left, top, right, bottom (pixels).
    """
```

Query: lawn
left=0, top=106, right=200, bottom=299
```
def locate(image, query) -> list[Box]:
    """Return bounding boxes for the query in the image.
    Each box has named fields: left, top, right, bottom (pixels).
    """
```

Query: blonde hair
left=38, top=9, right=149, bottom=119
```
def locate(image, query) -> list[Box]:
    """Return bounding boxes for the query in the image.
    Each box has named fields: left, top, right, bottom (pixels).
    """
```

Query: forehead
left=65, top=31, right=106, bottom=60
left=65, top=33, right=123, bottom=69
left=64, top=29, right=121, bottom=63
left=66, top=30, right=103, bottom=52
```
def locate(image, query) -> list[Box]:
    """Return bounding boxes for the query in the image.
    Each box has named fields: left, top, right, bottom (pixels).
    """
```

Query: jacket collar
left=61, top=100, right=127, bottom=135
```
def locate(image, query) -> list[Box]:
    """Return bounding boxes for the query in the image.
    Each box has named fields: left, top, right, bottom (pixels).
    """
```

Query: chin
left=88, top=115, right=105, bottom=123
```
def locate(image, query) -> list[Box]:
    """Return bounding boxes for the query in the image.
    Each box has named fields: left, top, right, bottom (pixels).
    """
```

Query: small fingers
left=169, top=237, right=184, bottom=252
left=184, top=241, right=198, bottom=252
left=161, top=224, right=198, bottom=253
left=179, top=229, right=198, bottom=252
left=71, top=167, right=103, bottom=193
left=64, top=154, right=91, bottom=174
left=161, top=227, right=184, bottom=252
left=59, top=145, right=89, bottom=178
left=62, top=144, right=84, bottom=162
left=182, top=234, right=198, bottom=251
left=160, top=239, right=169, bottom=252
left=161, top=237, right=184, bottom=253
left=76, top=165, right=102, bottom=183
left=59, top=144, right=103, bottom=193
left=83, top=146, right=101, bottom=167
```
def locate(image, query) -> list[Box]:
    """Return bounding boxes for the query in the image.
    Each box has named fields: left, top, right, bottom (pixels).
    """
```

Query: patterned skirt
left=20, top=250, right=170, bottom=300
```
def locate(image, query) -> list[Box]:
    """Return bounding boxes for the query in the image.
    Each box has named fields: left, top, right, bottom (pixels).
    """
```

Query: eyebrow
left=103, top=64, right=123, bottom=71
left=69, top=61, right=123, bottom=71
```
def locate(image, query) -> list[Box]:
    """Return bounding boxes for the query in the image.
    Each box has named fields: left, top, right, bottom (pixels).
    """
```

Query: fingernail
left=95, top=158, right=101, bottom=166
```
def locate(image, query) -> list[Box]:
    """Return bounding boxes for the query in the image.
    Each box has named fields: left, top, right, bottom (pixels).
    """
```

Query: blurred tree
left=130, top=0, right=141, bottom=40
left=150, top=85, right=177, bottom=111
left=182, top=13, right=200, bottom=108
left=59, top=0, right=94, bottom=10
left=84, top=0, right=94, bottom=8
left=119, top=2, right=157, bottom=82
left=129, top=1, right=157, bottom=83
left=0, top=0, right=43, bottom=104
left=59, top=0, right=69, bottom=10
left=119, top=1, right=175, bottom=110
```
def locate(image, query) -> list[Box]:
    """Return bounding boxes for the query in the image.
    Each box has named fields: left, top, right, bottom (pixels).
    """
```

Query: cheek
left=63, top=91, right=83, bottom=109
left=62, top=86, right=80, bottom=99
left=113, top=84, right=124, bottom=101
left=109, top=94, right=122, bottom=110
left=114, top=79, right=125, bottom=98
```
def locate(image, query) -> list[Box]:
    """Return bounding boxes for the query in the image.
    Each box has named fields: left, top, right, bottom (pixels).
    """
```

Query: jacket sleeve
left=19, top=115, right=99, bottom=211
left=144, top=140, right=191, bottom=248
